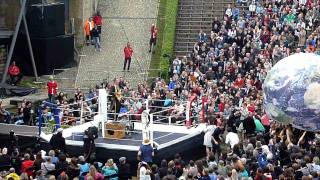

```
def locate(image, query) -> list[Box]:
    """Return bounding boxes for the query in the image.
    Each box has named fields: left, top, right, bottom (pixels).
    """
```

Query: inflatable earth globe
left=263, top=53, right=320, bottom=132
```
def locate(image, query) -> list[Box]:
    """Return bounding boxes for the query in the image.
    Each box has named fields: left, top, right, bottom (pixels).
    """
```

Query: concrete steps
left=176, top=28, right=211, bottom=34
left=174, top=0, right=215, bottom=56
left=174, top=0, right=237, bottom=56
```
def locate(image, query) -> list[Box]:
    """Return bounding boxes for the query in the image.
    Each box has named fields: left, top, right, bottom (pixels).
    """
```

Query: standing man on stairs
left=123, top=42, right=134, bottom=72
left=149, top=24, right=158, bottom=53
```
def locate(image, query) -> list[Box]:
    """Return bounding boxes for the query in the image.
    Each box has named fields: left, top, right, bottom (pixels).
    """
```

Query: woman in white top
left=139, top=162, right=151, bottom=180
left=225, top=4, right=233, bottom=18
left=203, top=119, right=216, bottom=158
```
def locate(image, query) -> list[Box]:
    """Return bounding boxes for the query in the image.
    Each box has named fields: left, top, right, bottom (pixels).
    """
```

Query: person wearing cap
left=78, top=155, right=90, bottom=179
left=118, top=157, right=132, bottom=180
left=47, top=76, right=58, bottom=103
left=6, top=167, right=19, bottom=180
left=138, top=139, right=154, bottom=164
left=49, top=128, right=66, bottom=153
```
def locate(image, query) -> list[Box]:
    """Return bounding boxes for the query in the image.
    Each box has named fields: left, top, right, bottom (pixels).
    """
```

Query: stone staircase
left=174, top=0, right=233, bottom=57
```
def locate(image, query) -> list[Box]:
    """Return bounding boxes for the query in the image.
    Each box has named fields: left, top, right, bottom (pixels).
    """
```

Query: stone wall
left=69, top=0, right=98, bottom=47
left=0, top=0, right=19, bottom=30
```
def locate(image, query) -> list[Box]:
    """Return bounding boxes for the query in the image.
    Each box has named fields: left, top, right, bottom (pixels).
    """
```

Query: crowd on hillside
left=1, top=0, right=320, bottom=180
left=164, top=0, right=320, bottom=179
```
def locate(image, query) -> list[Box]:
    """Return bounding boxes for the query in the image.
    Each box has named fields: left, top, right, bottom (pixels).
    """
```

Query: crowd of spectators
left=163, top=0, right=320, bottom=179
left=0, top=145, right=133, bottom=180
left=0, top=86, right=100, bottom=127
left=1, top=0, right=320, bottom=180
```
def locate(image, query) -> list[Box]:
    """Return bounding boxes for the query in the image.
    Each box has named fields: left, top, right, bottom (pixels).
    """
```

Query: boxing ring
left=30, top=89, right=207, bottom=162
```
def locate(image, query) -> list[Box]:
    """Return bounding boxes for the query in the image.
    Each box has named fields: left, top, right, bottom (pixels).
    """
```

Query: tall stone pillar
left=69, top=0, right=97, bottom=46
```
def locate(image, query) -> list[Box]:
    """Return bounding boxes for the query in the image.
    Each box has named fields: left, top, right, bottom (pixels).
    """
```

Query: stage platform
left=40, top=120, right=206, bottom=151
left=66, top=131, right=187, bottom=147
left=0, top=121, right=206, bottom=165
left=0, top=89, right=207, bottom=170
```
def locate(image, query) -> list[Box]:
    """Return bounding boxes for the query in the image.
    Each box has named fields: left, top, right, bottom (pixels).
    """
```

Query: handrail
left=52, top=68, right=78, bottom=77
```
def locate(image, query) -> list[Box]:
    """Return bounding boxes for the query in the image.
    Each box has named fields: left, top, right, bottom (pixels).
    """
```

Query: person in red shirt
left=123, top=42, right=133, bottom=71
left=149, top=24, right=158, bottom=53
left=8, top=61, right=22, bottom=85
left=260, top=26, right=270, bottom=44
left=93, top=11, right=102, bottom=40
left=218, top=101, right=225, bottom=112
left=247, top=101, right=255, bottom=113
left=21, top=153, right=34, bottom=177
left=47, top=76, right=58, bottom=103
left=234, top=74, right=244, bottom=88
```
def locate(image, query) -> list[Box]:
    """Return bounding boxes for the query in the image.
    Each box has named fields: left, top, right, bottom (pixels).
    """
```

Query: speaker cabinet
left=26, top=3, right=65, bottom=38
left=13, top=34, right=74, bottom=75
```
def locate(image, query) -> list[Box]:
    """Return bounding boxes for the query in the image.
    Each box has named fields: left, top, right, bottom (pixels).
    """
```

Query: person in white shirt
left=299, top=0, right=307, bottom=5
left=203, top=119, right=217, bottom=158
left=139, top=162, right=151, bottom=180
left=225, top=127, right=240, bottom=149
left=228, top=28, right=237, bottom=39
left=225, top=4, right=233, bottom=18
left=173, top=57, right=182, bottom=74
left=169, top=101, right=185, bottom=124
left=249, top=0, right=256, bottom=15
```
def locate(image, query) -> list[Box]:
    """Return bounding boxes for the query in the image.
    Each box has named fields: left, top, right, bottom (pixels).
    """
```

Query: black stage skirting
left=13, top=34, right=74, bottom=75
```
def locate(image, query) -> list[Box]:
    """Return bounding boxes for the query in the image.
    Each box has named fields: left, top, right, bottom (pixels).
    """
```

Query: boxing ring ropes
left=39, top=89, right=207, bottom=146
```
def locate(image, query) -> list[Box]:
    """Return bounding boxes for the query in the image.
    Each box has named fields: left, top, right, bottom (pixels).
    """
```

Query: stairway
left=174, top=0, right=233, bottom=57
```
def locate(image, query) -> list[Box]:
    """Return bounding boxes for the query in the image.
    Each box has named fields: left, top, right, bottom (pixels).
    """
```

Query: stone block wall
left=0, top=0, right=19, bottom=30
left=69, top=0, right=98, bottom=47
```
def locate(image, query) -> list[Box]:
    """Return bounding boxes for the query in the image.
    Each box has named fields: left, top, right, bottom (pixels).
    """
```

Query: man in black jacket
left=243, top=115, right=256, bottom=136
left=91, top=25, right=101, bottom=51
left=49, top=128, right=66, bottom=153
left=23, top=101, right=32, bottom=125
left=118, top=157, right=132, bottom=180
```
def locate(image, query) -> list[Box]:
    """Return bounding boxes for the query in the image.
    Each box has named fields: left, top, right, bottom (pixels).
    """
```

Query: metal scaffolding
left=1, top=0, right=39, bottom=84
